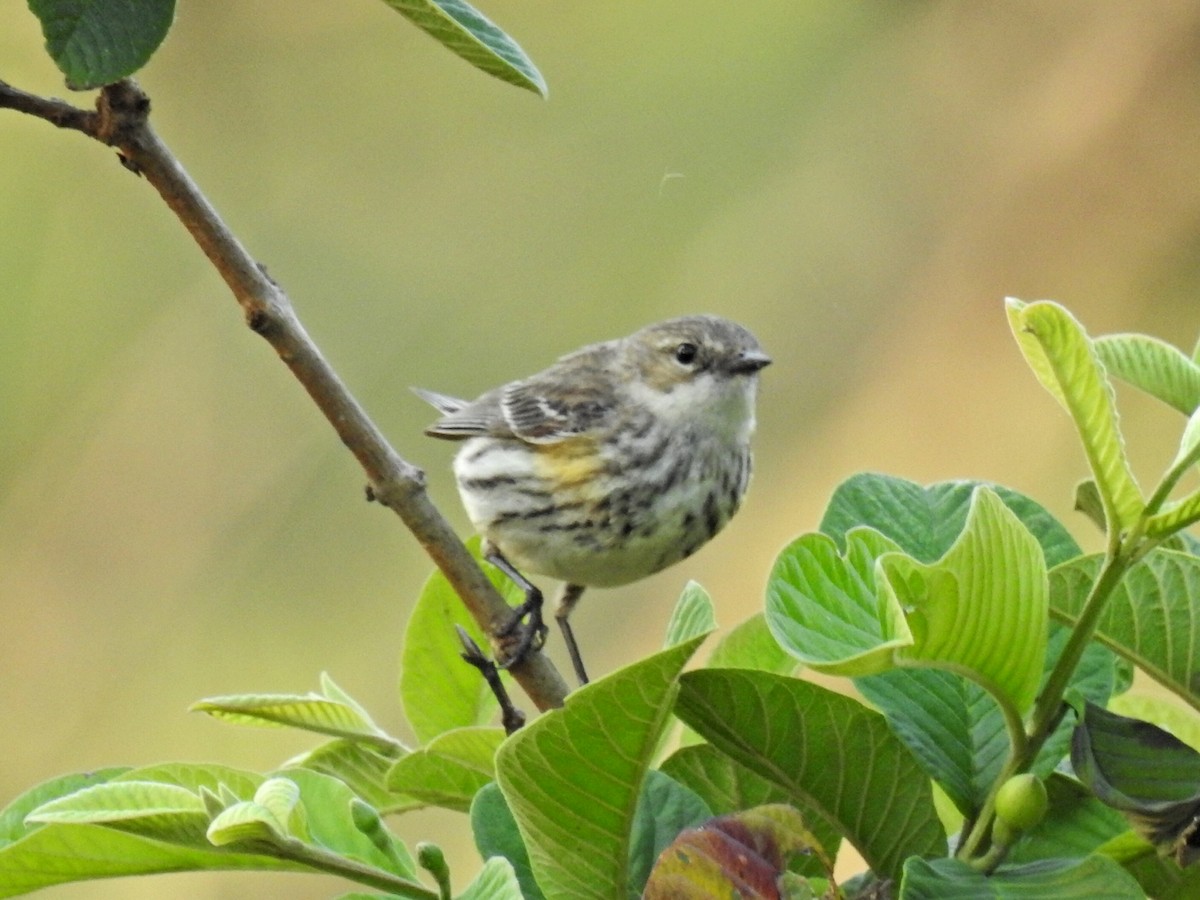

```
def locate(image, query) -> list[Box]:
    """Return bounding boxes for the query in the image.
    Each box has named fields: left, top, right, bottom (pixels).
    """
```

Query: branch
left=1, top=77, right=568, bottom=711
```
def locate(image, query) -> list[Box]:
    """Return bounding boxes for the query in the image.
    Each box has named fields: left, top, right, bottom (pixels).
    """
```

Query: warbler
left=415, top=315, right=770, bottom=683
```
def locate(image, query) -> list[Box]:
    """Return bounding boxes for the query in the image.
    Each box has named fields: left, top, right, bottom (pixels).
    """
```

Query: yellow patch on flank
left=531, top=438, right=606, bottom=493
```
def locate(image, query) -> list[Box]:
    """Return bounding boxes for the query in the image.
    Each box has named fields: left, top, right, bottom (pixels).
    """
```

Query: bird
left=414, top=314, right=770, bottom=683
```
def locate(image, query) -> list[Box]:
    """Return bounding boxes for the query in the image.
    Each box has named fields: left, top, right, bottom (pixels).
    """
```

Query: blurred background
left=3, top=2, right=1200, bottom=896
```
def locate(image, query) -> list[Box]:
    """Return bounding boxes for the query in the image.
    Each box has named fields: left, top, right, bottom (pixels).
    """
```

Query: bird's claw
left=496, top=601, right=549, bottom=669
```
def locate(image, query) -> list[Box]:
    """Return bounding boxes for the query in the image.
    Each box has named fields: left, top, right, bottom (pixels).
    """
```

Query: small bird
left=415, top=315, right=769, bottom=683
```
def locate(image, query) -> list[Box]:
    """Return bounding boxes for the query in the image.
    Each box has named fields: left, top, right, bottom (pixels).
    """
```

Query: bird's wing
left=500, top=346, right=617, bottom=444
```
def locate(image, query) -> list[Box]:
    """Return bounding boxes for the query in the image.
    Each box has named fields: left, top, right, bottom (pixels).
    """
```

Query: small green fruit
left=994, top=773, right=1049, bottom=833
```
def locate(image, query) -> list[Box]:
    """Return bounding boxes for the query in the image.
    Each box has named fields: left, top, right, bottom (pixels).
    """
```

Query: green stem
left=958, top=546, right=1132, bottom=866
left=1024, top=550, right=1130, bottom=755
left=270, top=838, right=440, bottom=899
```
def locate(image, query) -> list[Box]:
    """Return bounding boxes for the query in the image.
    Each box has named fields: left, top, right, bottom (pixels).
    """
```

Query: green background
left=3, top=3, right=1200, bottom=897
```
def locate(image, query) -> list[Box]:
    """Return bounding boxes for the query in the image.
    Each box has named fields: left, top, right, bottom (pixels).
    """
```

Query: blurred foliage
left=4, top=2, right=1200, bottom=896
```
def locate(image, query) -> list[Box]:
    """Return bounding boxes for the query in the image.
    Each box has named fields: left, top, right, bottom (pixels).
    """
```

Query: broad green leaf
left=627, top=771, right=712, bottom=896
left=113, top=762, right=263, bottom=800
left=772, top=488, right=1048, bottom=716
left=494, top=636, right=706, bottom=900
left=705, top=612, right=796, bottom=674
left=663, top=581, right=717, bottom=648
left=766, top=527, right=909, bottom=676
left=1006, top=299, right=1143, bottom=530
left=25, top=781, right=207, bottom=844
left=471, top=782, right=543, bottom=900
left=387, top=726, right=505, bottom=812
left=900, top=854, right=1144, bottom=898
left=1094, top=333, right=1200, bottom=416
left=0, top=769, right=128, bottom=844
left=28, top=0, right=176, bottom=89
left=192, top=674, right=398, bottom=750
left=0, top=825, right=298, bottom=898
left=401, top=535, right=525, bottom=743
left=287, top=738, right=417, bottom=814
left=819, top=474, right=1082, bottom=567
left=0, top=767, right=298, bottom=898
left=378, top=0, right=546, bottom=96
left=1072, top=702, right=1200, bottom=866
left=458, top=855, right=523, bottom=900
left=676, top=612, right=797, bottom=749
left=675, top=669, right=945, bottom=882
left=878, top=488, right=1047, bottom=712
left=659, top=743, right=841, bottom=878
left=857, top=625, right=1121, bottom=817
left=1050, top=550, right=1200, bottom=712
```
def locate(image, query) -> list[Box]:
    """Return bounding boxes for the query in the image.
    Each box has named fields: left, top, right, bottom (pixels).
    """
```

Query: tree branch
left=1, top=77, right=568, bottom=711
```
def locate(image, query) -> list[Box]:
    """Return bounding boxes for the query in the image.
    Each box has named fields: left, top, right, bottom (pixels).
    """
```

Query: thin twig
left=1, top=77, right=568, bottom=711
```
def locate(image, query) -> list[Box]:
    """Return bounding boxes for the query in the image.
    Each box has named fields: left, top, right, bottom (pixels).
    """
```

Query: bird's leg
left=483, top=544, right=549, bottom=668
left=555, top=583, right=589, bottom=685
left=455, top=626, right=526, bottom=735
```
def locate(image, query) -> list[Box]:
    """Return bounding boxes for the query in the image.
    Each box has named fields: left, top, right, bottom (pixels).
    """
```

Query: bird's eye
left=673, top=342, right=699, bottom=365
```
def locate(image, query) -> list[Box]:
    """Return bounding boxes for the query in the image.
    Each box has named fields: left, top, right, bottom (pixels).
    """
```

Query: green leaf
left=377, top=0, right=546, bottom=96
left=900, top=854, right=1145, bottom=899
left=664, top=581, right=717, bottom=648
left=0, top=766, right=300, bottom=898
left=494, top=636, right=706, bottom=900
left=674, top=669, right=945, bottom=882
left=1146, top=489, right=1200, bottom=538
left=857, top=625, right=1121, bottom=818
left=627, top=770, right=712, bottom=896
left=880, top=487, right=1048, bottom=712
left=457, top=855, right=524, bottom=900
left=771, top=488, right=1048, bottom=716
left=1072, top=702, right=1200, bottom=866
left=1050, top=550, right=1200, bottom=712
left=28, top=0, right=176, bottom=89
left=386, top=726, right=505, bottom=812
left=193, top=673, right=399, bottom=751
left=26, top=781, right=208, bottom=844
left=1006, top=299, right=1143, bottom=530
left=287, top=738, right=417, bottom=814
left=766, top=527, right=908, bottom=676
left=819, top=474, right=1081, bottom=567
left=1093, top=333, right=1200, bottom=416
left=471, top=782, right=543, bottom=900
left=0, top=769, right=128, bottom=845
left=1074, top=479, right=1107, bottom=533
left=401, top=535, right=525, bottom=743
left=659, top=743, right=841, bottom=879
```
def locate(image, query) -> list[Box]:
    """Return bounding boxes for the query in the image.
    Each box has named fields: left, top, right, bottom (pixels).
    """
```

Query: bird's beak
left=730, top=350, right=772, bottom=374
